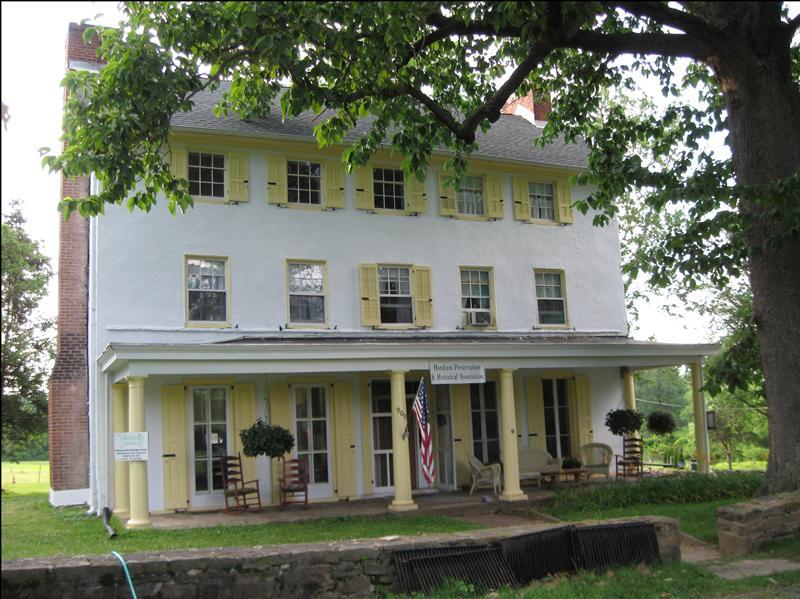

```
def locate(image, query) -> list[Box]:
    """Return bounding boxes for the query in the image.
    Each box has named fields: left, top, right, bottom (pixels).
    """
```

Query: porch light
left=706, top=410, right=717, bottom=430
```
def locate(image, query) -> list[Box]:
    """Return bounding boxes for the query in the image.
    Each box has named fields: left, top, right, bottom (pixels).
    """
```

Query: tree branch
left=565, top=30, right=712, bottom=59
left=612, top=1, right=720, bottom=43
left=788, top=13, right=800, bottom=34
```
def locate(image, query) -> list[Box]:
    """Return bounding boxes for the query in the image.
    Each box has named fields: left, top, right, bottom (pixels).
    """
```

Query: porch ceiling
left=99, top=333, right=718, bottom=382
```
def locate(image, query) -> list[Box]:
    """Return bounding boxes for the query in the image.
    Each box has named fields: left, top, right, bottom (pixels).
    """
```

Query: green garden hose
left=111, top=551, right=138, bottom=599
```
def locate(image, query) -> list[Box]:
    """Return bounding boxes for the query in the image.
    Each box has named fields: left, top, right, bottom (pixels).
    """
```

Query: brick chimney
left=501, top=91, right=552, bottom=123
left=48, top=23, right=104, bottom=504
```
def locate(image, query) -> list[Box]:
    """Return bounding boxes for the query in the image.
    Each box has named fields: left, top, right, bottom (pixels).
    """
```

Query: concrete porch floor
left=145, top=485, right=557, bottom=530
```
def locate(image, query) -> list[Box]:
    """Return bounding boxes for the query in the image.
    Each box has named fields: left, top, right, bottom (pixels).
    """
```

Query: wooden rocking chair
left=219, top=453, right=261, bottom=512
left=279, top=458, right=309, bottom=508
left=615, top=437, right=644, bottom=480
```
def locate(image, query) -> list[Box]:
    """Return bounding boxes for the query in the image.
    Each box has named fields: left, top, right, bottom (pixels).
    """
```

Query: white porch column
left=111, top=383, right=130, bottom=516
left=622, top=367, right=640, bottom=439
left=388, top=370, right=417, bottom=512
left=127, top=376, right=151, bottom=528
left=690, top=362, right=711, bottom=474
left=499, top=369, right=527, bottom=501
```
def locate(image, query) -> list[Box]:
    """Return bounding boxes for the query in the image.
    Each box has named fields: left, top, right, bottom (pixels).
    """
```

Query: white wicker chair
left=467, top=454, right=502, bottom=495
left=580, top=443, right=614, bottom=481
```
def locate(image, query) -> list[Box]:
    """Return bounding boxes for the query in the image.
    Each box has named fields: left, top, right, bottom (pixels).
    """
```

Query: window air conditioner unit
left=466, top=311, right=492, bottom=326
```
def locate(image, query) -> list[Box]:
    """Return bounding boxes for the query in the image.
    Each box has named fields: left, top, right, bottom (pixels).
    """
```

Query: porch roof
left=99, top=332, right=718, bottom=382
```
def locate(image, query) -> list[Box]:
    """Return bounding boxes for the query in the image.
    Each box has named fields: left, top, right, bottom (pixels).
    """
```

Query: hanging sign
left=114, top=432, right=149, bottom=461
left=429, top=361, right=486, bottom=385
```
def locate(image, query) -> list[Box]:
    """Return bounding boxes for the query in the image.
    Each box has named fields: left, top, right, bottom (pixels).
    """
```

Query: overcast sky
left=4, top=1, right=779, bottom=344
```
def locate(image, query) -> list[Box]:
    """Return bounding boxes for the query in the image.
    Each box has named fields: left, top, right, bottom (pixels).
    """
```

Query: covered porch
left=96, top=333, right=717, bottom=528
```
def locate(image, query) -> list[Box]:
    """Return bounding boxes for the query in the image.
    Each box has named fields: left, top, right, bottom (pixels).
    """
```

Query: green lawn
left=711, top=461, right=767, bottom=472
left=1, top=492, right=478, bottom=560
left=545, top=498, right=740, bottom=544
left=389, top=562, right=800, bottom=598
left=1, top=460, right=49, bottom=495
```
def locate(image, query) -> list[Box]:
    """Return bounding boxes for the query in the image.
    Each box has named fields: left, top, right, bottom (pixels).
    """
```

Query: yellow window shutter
left=267, top=155, right=288, bottom=205
left=525, top=378, right=546, bottom=450
left=169, top=147, right=188, bottom=180
left=333, top=382, right=357, bottom=498
left=513, top=177, right=531, bottom=221
left=232, top=384, right=258, bottom=483
left=412, top=265, right=433, bottom=327
left=268, top=383, right=293, bottom=504
left=555, top=181, right=574, bottom=223
left=575, top=375, right=593, bottom=446
left=359, top=376, right=373, bottom=495
left=359, top=263, right=381, bottom=327
left=485, top=175, right=505, bottom=219
left=161, top=384, right=188, bottom=511
left=323, top=160, right=345, bottom=209
left=405, top=173, right=428, bottom=214
left=450, top=384, right=471, bottom=486
left=227, top=153, right=250, bottom=203
left=354, top=166, right=374, bottom=210
left=438, top=173, right=457, bottom=216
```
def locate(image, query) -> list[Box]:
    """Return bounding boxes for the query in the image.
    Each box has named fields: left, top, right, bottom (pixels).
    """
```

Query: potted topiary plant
left=561, top=456, right=582, bottom=470
left=240, top=419, right=295, bottom=464
left=604, top=409, right=644, bottom=437
left=647, top=411, right=677, bottom=435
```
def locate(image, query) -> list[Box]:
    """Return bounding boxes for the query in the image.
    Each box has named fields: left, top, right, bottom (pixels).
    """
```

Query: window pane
left=296, top=388, right=308, bottom=419
left=542, top=379, right=554, bottom=408
left=193, top=393, right=207, bottom=421
left=487, top=441, right=501, bottom=464
left=194, top=425, right=208, bottom=459
left=375, top=454, right=389, bottom=487
left=312, top=420, right=327, bottom=451
left=379, top=296, right=413, bottom=323
left=484, top=383, right=497, bottom=410
left=311, top=389, right=326, bottom=418
left=210, top=397, right=226, bottom=422
left=485, top=410, right=499, bottom=440
left=287, top=161, right=322, bottom=205
left=471, top=413, right=482, bottom=442
left=313, top=453, right=329, bottom=483
left=296, top=421, right=309, bottom=451
left=470, top=384, right=481, bottom=410
left=195, top=460, right=208, bottom=492
left=188, top=290, right=227, bottom=321
left=290, top=295, right=325, bottom=323
left=210, top=424, right=226, bottom=457
left=374, top=416, right=393, bottom=450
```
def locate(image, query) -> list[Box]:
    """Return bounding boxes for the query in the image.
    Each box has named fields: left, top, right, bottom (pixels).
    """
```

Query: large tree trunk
left=706, top=3, right=800, bottom=493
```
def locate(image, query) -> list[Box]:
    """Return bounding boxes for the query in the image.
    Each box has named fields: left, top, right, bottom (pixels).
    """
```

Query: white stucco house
left=49, top=24, right=715, bottom=525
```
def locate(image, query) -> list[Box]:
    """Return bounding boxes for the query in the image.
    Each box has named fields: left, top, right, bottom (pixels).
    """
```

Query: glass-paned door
left=370, top=381, right=394, bottom=491
left=434, top=386, right=455, bottom=489
left=543, top=378, right=571, bottom=458
left=294, top=386, right=333, bottom=499
left=189, top=387, right=229, bottom=507
left=470, top=382, right=501, bottom=464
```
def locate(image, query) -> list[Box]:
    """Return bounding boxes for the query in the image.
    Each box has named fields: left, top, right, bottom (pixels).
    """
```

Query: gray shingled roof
left=171, top=84, right=589, bottom=170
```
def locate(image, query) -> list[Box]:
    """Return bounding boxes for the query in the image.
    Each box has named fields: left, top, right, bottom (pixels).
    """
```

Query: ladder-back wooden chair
left=615, top=437, right=644, bottom=480
left=219, top=453, right=261, bottom=512
left=279, top=458, right=309, bottom=508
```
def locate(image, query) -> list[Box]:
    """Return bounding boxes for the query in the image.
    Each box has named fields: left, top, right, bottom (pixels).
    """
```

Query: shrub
left=547, top=471, right=764, bottom=512
left=240, top=420, right=294, bottom=459
left=647, top=411, right=677, bottom=435
left=605, top=409, right=644, bottom=436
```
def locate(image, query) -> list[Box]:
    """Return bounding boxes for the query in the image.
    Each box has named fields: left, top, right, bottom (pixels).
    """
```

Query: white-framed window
left=457, top=175, right=485, bottom=215
left=186, top=256, right=228, bottom=324
left=370, top=380, right=394, bottom=489
left=378, top=266, right=413, bottom=324
left=542, top=378, right=572, bottom=459
left=287, top=261, right=326, bottom=325
left=188, top=152, right=225, bottom=199
left=460, top=268, right=493, bottom=326
left=470, top=382, right=500, bottom=464
left=373, top=168, right=405, bottom=211
left=529, top=182, right=555, bottom=221
left=287, top=160, right=322, bottom=205
left=534, top=270, right=567, bottom=325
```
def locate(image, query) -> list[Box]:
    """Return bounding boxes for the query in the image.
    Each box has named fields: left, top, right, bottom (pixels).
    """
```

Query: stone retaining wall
left=2, top=517, right=679, bottom=599
left=717, top=491, right=800, bottom=557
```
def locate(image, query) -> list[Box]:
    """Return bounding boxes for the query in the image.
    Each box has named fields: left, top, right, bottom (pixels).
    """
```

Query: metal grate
left=499, top=525, right=577, bottom=583
left=394, top=545, right=517, bottom=594
left=572, top=521, right=661, bottom=571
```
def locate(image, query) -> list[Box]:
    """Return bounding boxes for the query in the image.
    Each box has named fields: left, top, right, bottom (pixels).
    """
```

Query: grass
left=751, top=534, right=800, bottom=561
left=387, top=562, right=800, bottom=598
left=1, top=460, right=49, bottom=495
left=712, top=460, right=767, bottom=472
left=545, top=498, right=740, bottom=544
left=1, top=491, right=478, bottom=560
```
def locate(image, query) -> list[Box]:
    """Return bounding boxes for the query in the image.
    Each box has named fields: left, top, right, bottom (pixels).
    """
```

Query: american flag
left=412, top=378, right=435, bottom=484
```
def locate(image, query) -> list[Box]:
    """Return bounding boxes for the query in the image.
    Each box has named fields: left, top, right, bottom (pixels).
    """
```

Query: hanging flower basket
left=647, top=411, right=677, bottom=435
left=240, top=419, right=295, bottom=459
left=605, top=409, right=644, bottom=436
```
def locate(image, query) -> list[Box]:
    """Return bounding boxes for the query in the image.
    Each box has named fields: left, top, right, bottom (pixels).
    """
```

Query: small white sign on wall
left=114, top=432, right=149, bottom=461
left=429, top=362, right=486, bottom=385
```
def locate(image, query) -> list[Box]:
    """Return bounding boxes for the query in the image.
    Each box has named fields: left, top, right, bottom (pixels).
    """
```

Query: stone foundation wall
left=2, top=518, right=679, bottom=599
left=717, top=491, right=800, bottom=557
